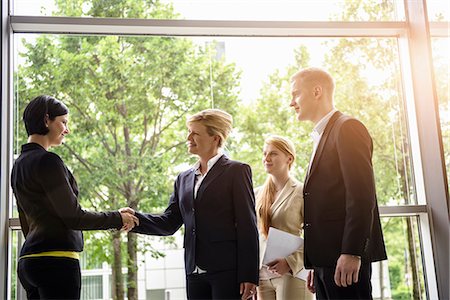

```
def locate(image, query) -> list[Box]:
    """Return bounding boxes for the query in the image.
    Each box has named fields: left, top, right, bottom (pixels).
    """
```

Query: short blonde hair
left=187, top=109, right=233, bottom=148
left=290, top=67, right=335, bottom=96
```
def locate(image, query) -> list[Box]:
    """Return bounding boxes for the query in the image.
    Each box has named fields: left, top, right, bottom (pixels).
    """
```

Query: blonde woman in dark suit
left=122, top=109, right=259, bottom=300
left=255, top=136, right=313, bottom=300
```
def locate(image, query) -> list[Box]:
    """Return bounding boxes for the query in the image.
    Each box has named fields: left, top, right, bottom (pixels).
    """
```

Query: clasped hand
left=119, top=207, right=138, bottom=232
left=266, top=258, right=291, bottom=276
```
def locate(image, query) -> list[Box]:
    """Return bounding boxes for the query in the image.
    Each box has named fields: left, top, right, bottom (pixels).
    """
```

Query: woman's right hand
left=119, top=208, right=139, bottom=232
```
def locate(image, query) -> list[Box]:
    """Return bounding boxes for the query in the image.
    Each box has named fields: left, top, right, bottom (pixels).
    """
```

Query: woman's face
left=47, top=114, right=70, bottom=147
left=186, top=122, right=219, bottom=158
left=262, top=143, right=292, bottom=177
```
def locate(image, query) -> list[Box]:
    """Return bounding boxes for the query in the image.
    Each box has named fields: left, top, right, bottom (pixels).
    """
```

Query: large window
left=431, top=37, right=449, bottom=193
left=12, top=0, right=406, bottom=21
left=2, top=1, right=449, bottom=300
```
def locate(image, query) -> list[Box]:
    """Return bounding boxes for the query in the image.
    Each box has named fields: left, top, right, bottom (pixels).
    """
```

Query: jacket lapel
left=185, top=169, right=196, bottom=202
left=304, top=111, right=342, bottom=187
left=271, top=177, right=297, bottom=215
left=195, top=154, right=228, bottom=202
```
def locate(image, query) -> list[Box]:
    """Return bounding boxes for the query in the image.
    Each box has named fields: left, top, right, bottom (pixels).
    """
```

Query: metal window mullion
left=9, top=16, right=407, bottom=37
left=1, top=0, right=14, bottom=298
left=403, top=0, right=449, bottom=299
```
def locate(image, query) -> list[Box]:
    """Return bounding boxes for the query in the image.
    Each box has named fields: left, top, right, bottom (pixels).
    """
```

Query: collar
left=192, top=152, right=223, bottom=175
left=311, top=108, right=337, bottom=139
left=21, top=142, right=47, bottom=153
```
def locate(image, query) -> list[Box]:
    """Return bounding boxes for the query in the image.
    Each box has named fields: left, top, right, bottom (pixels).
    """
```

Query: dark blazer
left=303, top=111, right=387, bottom=268
left=133, top=154, right=259, bottom=284
left=11, top=143, right=123, bottom=256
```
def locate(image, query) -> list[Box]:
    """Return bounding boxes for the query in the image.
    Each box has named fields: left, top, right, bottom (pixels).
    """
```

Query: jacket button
left=304, top=192, right=310, bottom=196
left=305, top=223, right=311, bottom=228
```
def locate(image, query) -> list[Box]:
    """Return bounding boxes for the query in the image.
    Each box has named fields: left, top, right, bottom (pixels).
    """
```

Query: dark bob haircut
left=23, top=95, right=69, bottom=136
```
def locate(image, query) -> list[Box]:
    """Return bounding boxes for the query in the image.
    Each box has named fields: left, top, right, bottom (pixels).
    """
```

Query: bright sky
left=12, top=0, right=449, bottom=103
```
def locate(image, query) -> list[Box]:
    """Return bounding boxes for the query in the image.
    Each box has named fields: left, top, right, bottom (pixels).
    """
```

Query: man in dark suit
left=122, top=109, right=259, bottom=300
left=289, top=67, right=387, bottom=299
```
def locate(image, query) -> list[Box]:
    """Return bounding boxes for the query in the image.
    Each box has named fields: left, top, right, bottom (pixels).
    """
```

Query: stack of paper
left=262, top=227, right=309, bottom=281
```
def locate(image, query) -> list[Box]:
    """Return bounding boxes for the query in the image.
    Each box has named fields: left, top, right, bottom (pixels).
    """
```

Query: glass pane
left=81, top=275, right=103, bottom=300
left=10, top=217, right=428, bottom=300
left=8, top=230, right=23, bottom=300
left=13, top=32, right=416, bottom=296
left=427, top=0, right=450, bottom=21
left=13, top=34, right=415, bottom=217
left=432, top=37, right=450, bottom=193
left=13, top=0, right=406, bottom=21
left=379, top=216, right=427, bottom=299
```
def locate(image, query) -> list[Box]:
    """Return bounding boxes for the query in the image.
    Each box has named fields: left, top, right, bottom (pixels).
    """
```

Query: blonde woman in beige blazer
left=255, top=136, right=314, bottom=300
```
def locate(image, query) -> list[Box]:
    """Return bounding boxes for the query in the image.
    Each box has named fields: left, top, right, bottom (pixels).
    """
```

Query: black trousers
left=186, top=269, right=241, bottom=300
left=314, top=263, right=372, bottom=300
left=18, top=257, right=81, bottom=300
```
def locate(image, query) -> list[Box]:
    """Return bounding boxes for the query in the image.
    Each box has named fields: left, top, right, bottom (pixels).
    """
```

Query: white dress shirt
left=192, top=152, right=223, bottom=198
left=191, top=151, right=223, bottom=274
left=307, top=108, right=337, bottom=175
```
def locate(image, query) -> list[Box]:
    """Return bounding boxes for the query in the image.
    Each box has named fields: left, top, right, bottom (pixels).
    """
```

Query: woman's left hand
left=266, top=258, right=291, bottom=276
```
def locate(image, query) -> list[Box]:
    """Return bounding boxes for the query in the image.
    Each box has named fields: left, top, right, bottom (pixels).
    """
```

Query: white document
left=262, top=227, right=309, bottom=281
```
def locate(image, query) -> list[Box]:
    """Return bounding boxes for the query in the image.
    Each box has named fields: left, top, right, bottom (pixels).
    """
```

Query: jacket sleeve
left=232, top=163, right=259, bottom=284
left=337, top=119, right=376, bottom=256
left=38, top=152, right=123, bottom=230
left=132, top=177, right=183, bottom=236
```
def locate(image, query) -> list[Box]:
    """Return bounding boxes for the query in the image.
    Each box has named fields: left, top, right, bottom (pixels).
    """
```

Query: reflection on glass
left=13, top=0, right=405, bottom=21
left=380, top=216, right=426, bottom=300
left=427, top=0, right=450, bottom=21
left=431, top=37, right=450, bottom=192
left=10, top=216, right=427, bottom=300
left=8, top=230, right=24, bottom=300
left=14, top=32, right=413, bottom=296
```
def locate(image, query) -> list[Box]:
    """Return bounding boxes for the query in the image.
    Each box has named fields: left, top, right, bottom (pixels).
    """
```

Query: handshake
left=118, top=207, right=138, bottom=232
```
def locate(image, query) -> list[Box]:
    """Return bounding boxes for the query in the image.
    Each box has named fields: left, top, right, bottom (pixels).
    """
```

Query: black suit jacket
left=133, top=155, right=259, bottom=284
left=11, top=143, right=122, bottom=256
left=303, top=112, right=387, bottom=268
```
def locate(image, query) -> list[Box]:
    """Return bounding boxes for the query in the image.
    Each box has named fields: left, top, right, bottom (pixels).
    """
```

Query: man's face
left=289, top=79, right=315, bottom=122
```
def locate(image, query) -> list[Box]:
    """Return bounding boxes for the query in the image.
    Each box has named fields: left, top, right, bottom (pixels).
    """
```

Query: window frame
left=1, top=0, right=448, bottom=299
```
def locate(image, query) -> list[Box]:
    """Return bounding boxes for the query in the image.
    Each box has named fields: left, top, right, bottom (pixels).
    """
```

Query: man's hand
left=119, top=207, right=138, bottom=232
left=266, top=258, right=291, bottom=276
left=334, top=254, right=361, bottom=287
left=240, top=282, right=257, bottom=300
left=307, top=270, right=316, bottom=293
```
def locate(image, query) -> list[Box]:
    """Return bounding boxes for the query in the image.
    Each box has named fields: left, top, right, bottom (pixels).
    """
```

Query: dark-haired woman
left=11, top=95, right=138, bottom=299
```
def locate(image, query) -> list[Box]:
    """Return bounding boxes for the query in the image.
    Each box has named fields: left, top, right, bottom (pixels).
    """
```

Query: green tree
left=235, top=0, right=431, bottom=299
left=16, top=1, right=240, bottom=299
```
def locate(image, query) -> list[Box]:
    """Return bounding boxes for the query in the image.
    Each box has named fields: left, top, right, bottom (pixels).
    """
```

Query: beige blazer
left=255, top=177, right=305, bottom=276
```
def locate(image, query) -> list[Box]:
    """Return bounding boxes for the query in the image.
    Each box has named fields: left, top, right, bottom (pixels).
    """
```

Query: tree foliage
left=17, top=1, right=241, bottom=299
left=15, top=0, right=448, bottom=299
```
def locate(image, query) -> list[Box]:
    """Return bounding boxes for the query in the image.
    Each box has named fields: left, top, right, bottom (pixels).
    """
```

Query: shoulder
left=289, top=178, right=304, bottom=198
left=336, top=114, right=368, bottom=132
left=38, top=151, right=67, bottom=173
left=33, top=152, right=71, bottom=184
left=224, top=156, right=251, bottom=170
left=39, top=151, right=65, bottom=166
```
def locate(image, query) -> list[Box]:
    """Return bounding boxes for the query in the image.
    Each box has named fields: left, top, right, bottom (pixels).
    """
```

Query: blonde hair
left=290, top=67, right=335, bottom=97
left=187, top=109, right=233, bottom=148
left=256, top=136, right=296, bottom=238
